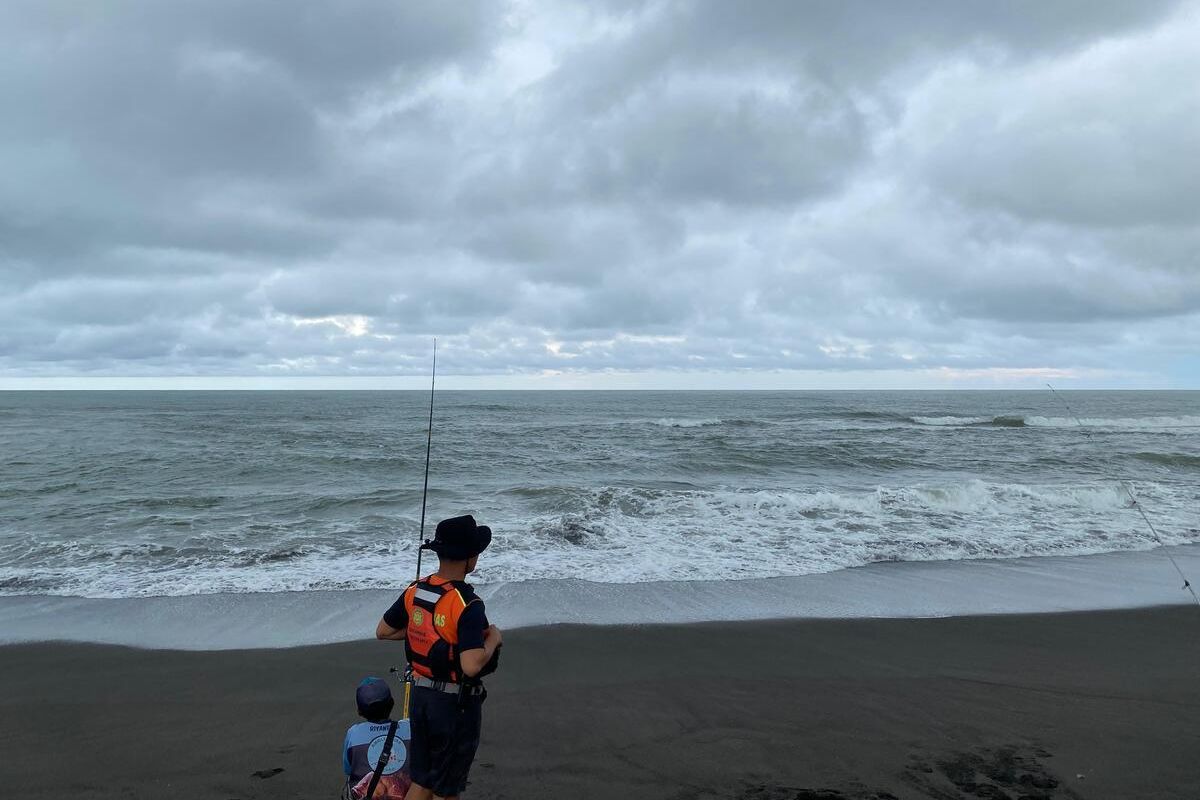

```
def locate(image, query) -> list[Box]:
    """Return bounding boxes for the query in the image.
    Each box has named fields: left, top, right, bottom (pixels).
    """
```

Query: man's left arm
left=457, top=601, right=499, bottom=677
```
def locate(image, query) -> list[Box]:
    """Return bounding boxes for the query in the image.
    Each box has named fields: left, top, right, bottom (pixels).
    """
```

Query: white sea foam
left=4, top=479, right=1192, bottom=599
left=911, top=416, right=995, bottom=426
left=649, top=417, right=724, bottom=428
left=475, top=481, right=1166, bottom=586
left=4, top=545, right=1200, bottom=649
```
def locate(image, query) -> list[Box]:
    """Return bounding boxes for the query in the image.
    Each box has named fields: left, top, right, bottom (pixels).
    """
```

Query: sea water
left=2, top=390, right=1198, bottom=597
left=1, top=390, right=1197, bottom=646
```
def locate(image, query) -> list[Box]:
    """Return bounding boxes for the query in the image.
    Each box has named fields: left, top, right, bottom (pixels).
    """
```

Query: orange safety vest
left=403, top=575, right=478, bottom=682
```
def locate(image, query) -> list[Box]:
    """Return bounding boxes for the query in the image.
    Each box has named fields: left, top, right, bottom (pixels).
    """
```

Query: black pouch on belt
left=457, top=681, right=470, bottom=712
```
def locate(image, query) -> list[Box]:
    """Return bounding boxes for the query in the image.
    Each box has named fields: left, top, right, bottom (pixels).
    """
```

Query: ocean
left=2, top=390, right=1197, bottom=605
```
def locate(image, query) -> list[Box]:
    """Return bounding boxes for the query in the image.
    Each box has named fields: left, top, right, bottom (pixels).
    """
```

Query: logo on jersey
left=412, top=609, right=425, bottom=626
left=366, top=732, right=407, bottom=775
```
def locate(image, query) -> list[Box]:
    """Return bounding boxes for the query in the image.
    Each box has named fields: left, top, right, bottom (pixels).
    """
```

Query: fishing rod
left=415, top=339, right=437, bottom=583
left=399, top=340, right=438, bottom=724
left=1047, top=383, right=1199, bottom=607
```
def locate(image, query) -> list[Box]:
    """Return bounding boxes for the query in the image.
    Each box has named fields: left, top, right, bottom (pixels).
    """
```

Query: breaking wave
left=911, top=414, right=1200, bottom=430
left=648, top=417, right=724, bottom=428
left=911, top=415, right=1011, bottom=427
left=4, top=480, right=1195, bottom=598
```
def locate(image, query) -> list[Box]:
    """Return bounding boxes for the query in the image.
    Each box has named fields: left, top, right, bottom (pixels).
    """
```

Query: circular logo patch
left=366, top=733, right=407, bottom=775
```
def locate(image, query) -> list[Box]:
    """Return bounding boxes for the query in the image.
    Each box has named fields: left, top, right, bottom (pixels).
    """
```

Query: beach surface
left=3, top=607, right=1199, bottom=800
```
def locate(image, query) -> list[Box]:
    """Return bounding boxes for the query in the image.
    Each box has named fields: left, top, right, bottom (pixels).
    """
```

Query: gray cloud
left=2, top=0, right=1198, bottom=385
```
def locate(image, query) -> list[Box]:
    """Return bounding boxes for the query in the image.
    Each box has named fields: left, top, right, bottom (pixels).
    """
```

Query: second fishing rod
left=1047, top=384, right=1199, bottom=608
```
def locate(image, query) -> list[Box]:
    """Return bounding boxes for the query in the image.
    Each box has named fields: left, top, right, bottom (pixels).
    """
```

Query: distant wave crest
left=1132, top=452, right=1200, bottom=469
left=910, top=414, right=1200, bottom=430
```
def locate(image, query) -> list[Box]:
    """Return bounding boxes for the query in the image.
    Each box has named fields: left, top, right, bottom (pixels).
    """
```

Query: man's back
left=387, top=574, right=496, bottom=682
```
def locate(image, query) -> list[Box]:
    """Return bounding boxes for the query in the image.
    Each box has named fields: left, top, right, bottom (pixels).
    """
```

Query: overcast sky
left=2, top=0, right=1198, bottom=389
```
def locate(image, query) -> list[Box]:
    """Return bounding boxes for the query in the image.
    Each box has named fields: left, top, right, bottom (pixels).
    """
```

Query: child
left=342, top=677, right=412, bottom=800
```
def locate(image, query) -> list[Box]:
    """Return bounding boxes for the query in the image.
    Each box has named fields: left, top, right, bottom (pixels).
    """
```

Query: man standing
left=376, top=515, right=502, bottom=800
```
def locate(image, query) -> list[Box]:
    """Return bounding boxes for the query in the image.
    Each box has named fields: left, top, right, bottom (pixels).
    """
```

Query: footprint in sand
left=904, top=744, right=1079, bottom=799
left=738, top=784, right=898, bottom=799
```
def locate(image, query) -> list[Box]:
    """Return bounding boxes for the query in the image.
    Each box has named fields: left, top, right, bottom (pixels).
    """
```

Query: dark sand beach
left=3, top=607, right=1198, bottom=800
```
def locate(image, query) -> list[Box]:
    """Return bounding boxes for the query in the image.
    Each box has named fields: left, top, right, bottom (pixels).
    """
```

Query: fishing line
left=1047, top=383, right=1199, bottom=607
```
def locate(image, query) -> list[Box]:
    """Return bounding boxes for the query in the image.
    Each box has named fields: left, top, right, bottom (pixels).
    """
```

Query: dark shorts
left=408, top=685, right=485, bottom=797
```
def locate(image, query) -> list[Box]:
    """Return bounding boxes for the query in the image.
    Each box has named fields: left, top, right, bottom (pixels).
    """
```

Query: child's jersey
left=343, top=718, right=412, bottom=799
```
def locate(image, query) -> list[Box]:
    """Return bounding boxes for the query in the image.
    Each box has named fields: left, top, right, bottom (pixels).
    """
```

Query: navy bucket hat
left=421, top=514, right=492, bottom=561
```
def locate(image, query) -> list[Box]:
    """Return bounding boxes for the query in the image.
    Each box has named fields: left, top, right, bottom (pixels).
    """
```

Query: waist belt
left=411, top=675, right=485, bottom=696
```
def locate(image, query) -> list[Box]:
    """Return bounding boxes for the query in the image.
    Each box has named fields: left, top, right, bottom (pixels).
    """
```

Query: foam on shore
left=2, top=544, right=1198, bottom=650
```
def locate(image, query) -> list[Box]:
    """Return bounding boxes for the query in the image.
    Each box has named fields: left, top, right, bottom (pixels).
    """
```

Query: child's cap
left=356, top=677, right=393, bottom=718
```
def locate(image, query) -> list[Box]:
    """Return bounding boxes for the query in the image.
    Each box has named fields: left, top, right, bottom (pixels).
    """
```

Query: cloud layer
left=2, top=0, right=1198, bottom=385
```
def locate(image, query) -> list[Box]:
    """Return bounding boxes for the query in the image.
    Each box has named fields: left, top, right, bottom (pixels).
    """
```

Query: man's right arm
left=375, top=618, right=406, bottom=640
left=376, top=593, right=409, bottom=640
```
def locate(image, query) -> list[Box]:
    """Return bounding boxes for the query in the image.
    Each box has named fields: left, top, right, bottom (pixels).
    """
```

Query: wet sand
left=2, top=607, right=1198, bottom=799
